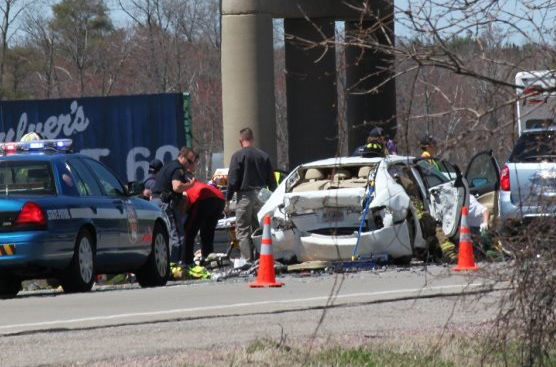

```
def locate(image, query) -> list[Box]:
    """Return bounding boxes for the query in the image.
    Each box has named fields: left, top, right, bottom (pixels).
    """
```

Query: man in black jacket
left=227, top=128, right=276, bottom=264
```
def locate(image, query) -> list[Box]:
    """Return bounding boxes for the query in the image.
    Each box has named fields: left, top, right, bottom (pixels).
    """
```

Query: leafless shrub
left=481, top=217, right=555, bottom=366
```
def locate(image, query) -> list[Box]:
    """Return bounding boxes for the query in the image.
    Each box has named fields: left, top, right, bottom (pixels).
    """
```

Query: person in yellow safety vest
left=419, top=135, right=441, bottom=170
left=417, top=134, right=458, bottom=262
left=273, top=170, right=288, bottom=187
left=420, top=135, right=437, bottom=158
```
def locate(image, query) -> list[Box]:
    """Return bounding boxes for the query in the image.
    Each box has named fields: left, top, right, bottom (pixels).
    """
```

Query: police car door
left=67, top=158, right=123, bottom=264
left=83, top=158, right=135, bottom=256
left=413, top=159, right=466, bottom=238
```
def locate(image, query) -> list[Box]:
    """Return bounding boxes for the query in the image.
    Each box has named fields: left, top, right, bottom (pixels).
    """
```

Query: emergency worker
left=420, top=135, right=438, bottom=158
left=353, top=127, right=388, bottom=157
left=467, top=194, right=491, bottom=257
left=273, top=170, right=287, bottom=187
left=152, top=147, right=196, bottom=263
left=183, top=181, right=225, bottom=265
left=141, top=159, right=163, bottom=200
left=386, top=135, right=397, bottom=155
left=412, top=136, right=456, bottom=262
left=419, top=135, right=442, bottom=172
left=226, top=128, right=276, bottom=265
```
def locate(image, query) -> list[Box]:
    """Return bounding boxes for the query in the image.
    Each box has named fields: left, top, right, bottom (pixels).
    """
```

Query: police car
left=0, top=139, right=170, bottom=298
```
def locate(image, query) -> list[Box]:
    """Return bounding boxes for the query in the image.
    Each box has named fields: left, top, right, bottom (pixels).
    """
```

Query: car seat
left=305, top=168, right=324, bottom=181
left=291, top=168, right=326, bottom=192
left=332, top=168, right=351, bottom=181
left=358, top=166, right=372, bottom=180
left=27, top=168, right=46, bottom=182
left=26, top=168, right=51, bottom=190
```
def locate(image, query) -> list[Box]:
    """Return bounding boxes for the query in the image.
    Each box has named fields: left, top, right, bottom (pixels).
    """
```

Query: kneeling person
left=183, top=182, right=226, bottom=265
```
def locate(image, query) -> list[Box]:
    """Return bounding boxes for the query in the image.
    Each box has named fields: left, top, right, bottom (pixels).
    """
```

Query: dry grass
left=200, top=327, right=552, bottom=367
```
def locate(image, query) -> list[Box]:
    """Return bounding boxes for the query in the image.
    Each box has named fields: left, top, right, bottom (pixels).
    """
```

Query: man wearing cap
left=420, top=135, right=438, bottom=158
left=419, top=135, right=443, bottom=172
left=141, top=159, right=163, bottom=200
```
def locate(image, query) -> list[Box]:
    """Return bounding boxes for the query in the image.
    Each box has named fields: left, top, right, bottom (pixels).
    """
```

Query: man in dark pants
left=183, top=181, right=225, bottom=264
left=226, top=128, right=276, bottom=265
left=152, top=147, right=197, bottom=263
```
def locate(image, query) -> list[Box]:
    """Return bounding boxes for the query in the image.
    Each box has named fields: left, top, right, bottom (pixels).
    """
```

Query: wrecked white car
left=254, top=156, right=466, bottom=263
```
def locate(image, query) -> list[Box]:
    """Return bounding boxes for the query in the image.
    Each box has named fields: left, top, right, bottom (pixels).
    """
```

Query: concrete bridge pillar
left=285, top=18, right=337, bottom=168
left=221, top=12, right=276, bottom=166
left=345, top=2, right=396, bottom=152
left=221, top=0, right=395, bottom=168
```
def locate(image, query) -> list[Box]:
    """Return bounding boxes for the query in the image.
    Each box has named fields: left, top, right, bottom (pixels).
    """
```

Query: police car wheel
left=0, top=274, right=21, bottom=299
left=61, top=229, right=95, bottom=293
left=136, top=224, right=169, bottom=287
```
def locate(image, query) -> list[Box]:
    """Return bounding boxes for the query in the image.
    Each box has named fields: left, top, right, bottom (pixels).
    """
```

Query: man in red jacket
left=182, top=181, right=226, bottom=264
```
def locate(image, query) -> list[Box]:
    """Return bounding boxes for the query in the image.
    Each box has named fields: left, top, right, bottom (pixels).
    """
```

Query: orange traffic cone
left=249, top=215, right=284, bottom=288
left=453, top=206, right=479, bottom=272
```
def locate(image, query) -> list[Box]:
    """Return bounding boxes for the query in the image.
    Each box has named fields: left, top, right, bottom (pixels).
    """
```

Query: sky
left=10, top=0, right=555, bottom=46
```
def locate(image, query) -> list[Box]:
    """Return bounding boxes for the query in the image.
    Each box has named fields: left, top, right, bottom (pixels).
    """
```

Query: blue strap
left=352, top=184, right=375, bottom=258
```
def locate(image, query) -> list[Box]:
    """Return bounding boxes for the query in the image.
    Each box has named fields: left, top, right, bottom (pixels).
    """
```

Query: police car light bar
left=0, top=139, right=73, bottom=154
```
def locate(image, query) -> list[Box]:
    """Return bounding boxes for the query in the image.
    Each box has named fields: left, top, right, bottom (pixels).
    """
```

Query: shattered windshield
left=0, top=161, right=56, bottom=196
left=415, top=159, right=457, bottom=188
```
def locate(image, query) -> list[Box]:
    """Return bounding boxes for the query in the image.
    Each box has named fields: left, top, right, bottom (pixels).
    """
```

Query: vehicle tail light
left=15, top=202, right=46, bottom=228
left=500, top=165, right=510, bottom=191
left=523, top=87, right=545, bottom=104
left=523, top=87, right=539, bottom=96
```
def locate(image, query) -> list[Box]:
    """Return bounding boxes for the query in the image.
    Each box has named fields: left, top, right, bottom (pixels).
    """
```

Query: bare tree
left=50, top=0, right=114, bottom=96
left=118, top=0, right=174, bottom=92
left=0, top=0, right=29, bottom=98
left=22, top=11, right=59, bottom=98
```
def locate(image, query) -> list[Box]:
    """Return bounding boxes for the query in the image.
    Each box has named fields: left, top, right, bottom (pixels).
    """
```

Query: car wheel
left=0, top=274, right=21, bottom=299
left=60, top=229, right=95, bottom=293
left=136, top=224, right=169, bottom=287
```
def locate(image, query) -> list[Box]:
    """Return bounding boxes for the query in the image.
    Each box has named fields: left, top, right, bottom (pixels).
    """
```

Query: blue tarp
left=0, top=93, right=185, bottom=183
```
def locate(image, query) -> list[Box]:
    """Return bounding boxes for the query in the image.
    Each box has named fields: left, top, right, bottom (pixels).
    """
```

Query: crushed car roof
left=299, top=155, right=416, bottom=168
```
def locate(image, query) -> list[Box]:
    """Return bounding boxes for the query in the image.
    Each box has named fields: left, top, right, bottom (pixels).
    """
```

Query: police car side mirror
left=126, top=181, right=144, bottom=196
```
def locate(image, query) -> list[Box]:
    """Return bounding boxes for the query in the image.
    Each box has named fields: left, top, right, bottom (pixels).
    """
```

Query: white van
left=515, top=70, right=556, bottom=136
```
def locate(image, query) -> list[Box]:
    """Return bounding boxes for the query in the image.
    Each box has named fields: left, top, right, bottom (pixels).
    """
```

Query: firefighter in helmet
left=353, top=127, right=388, bottom=158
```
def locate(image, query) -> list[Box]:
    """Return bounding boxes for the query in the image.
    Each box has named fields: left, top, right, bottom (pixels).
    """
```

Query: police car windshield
left=0, top=161, right=55, bottom=196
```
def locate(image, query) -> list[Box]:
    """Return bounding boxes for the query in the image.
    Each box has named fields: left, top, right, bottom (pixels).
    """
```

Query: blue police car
left=0, top=139, right=170, bottom=298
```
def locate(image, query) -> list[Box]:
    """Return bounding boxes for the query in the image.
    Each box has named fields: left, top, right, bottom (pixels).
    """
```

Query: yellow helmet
left=20, top=132, right=43, bottom=142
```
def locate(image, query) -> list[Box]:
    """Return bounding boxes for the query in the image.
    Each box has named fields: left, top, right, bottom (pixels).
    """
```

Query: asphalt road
left=0, top=265, right=505, bottom=366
